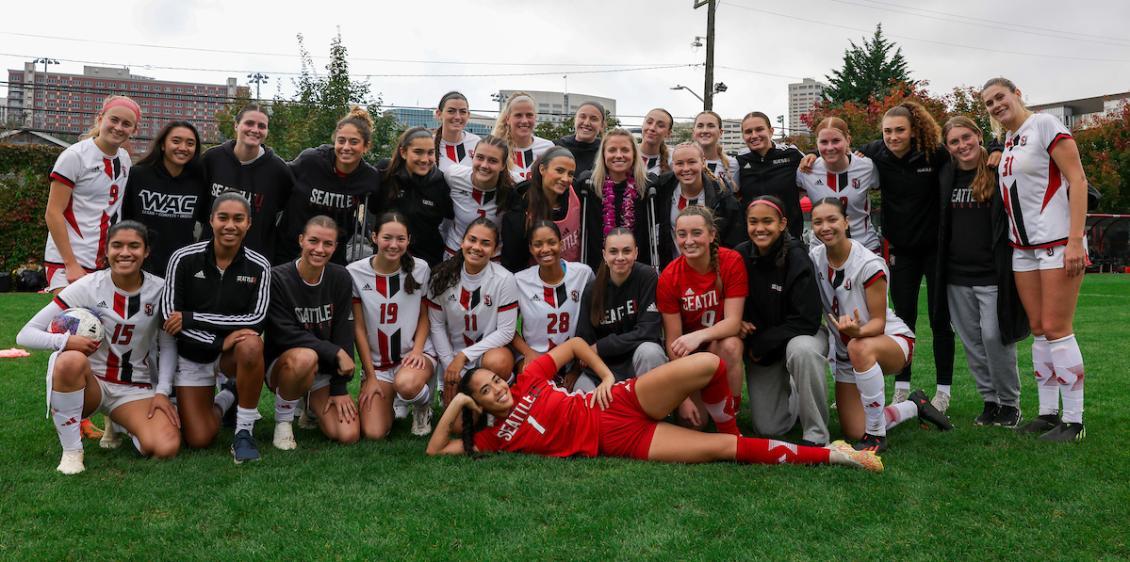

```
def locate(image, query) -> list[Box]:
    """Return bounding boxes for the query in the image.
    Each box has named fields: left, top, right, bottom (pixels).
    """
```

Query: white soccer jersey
left=705, top=157, right=739, bottom=182
left=797, top=155, right=880, bottom=252
left=438, top=131, right=481, bottom=173
left=998, top=113, right=1074, bottom=249
left=811, top=239, right=913, bottom=365
left=515, top=261, right=595, bottom=352
left=642, top=152, right=670, bottom=176
left=509, top=136, right=555, bottom=183
left=426, top=261, right=519, bottom=364
left=443, top=164, right=503, bottom=254
left=670, top=186, right=707, bottom=260
left=53, top=269, right=164, bottom=386
left=349, top=256, right=434, bottom=370
left=46, top=138, right=132, bottom=271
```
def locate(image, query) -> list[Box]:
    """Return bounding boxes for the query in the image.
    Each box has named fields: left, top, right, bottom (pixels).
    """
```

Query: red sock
left=735, top=437, right=831, bottom=465
left=733, top=393, right=742, bottom=413
left=701, top=358, right=740, bottom=436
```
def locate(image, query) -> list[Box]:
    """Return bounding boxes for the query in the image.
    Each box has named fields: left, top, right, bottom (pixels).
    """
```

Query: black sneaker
left=909, top=389, right=954, bottom=431
left=853, top=433, right=888, bottom=453
left=219, top=377, right=239, bottom=429
left=1039, top=422, right=1086, bottom=443
left=991, top=405, right=1022, bottom=428
left=1016, top=413, right=1060, bottom=434
left=974, top=402, right=1000, bottom=426
left=231, top=429, right=261, bottom=464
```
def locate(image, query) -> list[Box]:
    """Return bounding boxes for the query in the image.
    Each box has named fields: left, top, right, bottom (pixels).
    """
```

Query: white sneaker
left=57, top=449, right=85, bottom=475
left=393, top=396, right=410, bottom=420
left=273, top=421, right=297, bottom=450
left=297, top=397, right=318, bottom=430
left=411, top=404, right=433, bottom=436
left=99, top=422, right=123, bottom=449
left=892, top=388, right=910, bottom=404
left=931, top=391, right=951, bottom=414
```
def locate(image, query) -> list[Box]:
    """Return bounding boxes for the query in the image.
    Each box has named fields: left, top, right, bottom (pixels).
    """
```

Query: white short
left=266, top=356, right=332, bottom=393
left=1012, top=240, right=1088, bottom=272
left=830, top=334, right=914, bottom=384
left=44, top=351, right=153, bottom=417
left=44, top=263, right=99, bottom=293
left=175, top=356, right=220, bottom=387
left=372, top=354, right=437, bottom=384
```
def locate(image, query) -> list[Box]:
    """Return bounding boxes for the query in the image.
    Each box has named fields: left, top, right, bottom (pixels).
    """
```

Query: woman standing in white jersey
left=434, top=91, right=481, bottom=172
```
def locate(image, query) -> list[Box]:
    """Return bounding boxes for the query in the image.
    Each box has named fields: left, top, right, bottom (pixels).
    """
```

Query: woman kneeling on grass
left=426, top=337, right=882, bottom=472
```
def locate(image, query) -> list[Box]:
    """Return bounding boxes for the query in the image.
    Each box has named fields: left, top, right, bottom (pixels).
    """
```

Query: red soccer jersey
left=656, top=247, right=748, bottom=332
left=473, top=354, right=599, bottom=457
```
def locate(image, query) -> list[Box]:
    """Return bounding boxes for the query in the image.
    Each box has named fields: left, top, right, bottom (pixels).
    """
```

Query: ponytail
left=373, top=212, right=421, bottom=294
left=589, top=227, right=635, bottom=327
left=383, top=127, right=434, bottom=206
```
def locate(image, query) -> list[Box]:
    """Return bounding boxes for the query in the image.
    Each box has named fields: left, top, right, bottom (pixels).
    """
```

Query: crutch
left=579, top=179, right=590, bottom=265
left=647, top=185, right=660, bottom=272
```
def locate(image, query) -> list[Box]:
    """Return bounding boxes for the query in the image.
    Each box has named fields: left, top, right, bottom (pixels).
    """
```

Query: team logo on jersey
left=96, top=300, right=108, bottom=309
left=570, top=290, right=579, bottom=303
left=917, top=167, right=933, bottom=174
left=194, top=270, right=206, bottom=279
left=484, top=295, right=493, bottom=307
left=772, top=158, right=790, bottom=165
left=145, top=303, right=155, bottom=316
left=236, top=275, right=258, bottom=284
left=362, top=283, right=373, bottom=291
left=844, top=278, right=852, bottom=290
left=743, top=162, right=752, bottom=169
left=815, top=179, right=824, bottom=186
left=852, top=178, right=861, bottom=189
left=1019, top=135, right=1027, bottom=146
left=770, top=283, right=782, bottom=292
left=138, top=190, right=197, bottom=216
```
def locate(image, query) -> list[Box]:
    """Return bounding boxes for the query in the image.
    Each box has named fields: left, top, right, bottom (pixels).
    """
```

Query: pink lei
left=602, top=177, right=636, bottom=235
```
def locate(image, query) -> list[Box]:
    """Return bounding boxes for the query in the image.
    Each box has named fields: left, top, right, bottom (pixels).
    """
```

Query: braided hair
left=372, top=212, right=421, bottom=294
left=675, top=205, right=722, bottom=292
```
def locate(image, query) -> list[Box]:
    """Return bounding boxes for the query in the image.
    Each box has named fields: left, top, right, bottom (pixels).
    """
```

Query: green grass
left=2, top=276, right=1129, bottom=560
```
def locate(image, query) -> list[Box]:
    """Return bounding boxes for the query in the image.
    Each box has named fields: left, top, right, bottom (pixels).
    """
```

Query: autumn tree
left=1075, top=101, right=1130, bottom=212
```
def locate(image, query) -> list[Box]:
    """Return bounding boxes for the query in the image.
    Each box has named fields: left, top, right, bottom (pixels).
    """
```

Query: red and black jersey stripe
left=375, top=328, right=402, bottom=370
left=863, top=270, right=886, bottom=288
left=112, top=292, right=142, bottom=319
left=826, top=171, right=850, bottom=193
left=103, top=349, right=134, bottom=384
left=543, top=284, right=568, bottom=309
left=1006, top=179, right=1031, bottom=247
left=375, top=273, right=401, bottom=299
left=513, top=148, right=535, bottom=170
left=827, top=267, right=845, bottom=289
left=446, top=143, right=467, bottom=164
left=472, top=188, right=496, bottom=206
left=459, top=286, right=481, bottom=310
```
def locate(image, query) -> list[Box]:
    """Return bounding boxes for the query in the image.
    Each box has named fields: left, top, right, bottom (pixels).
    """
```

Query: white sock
left=1032, top=335, right=1060, bottom=416
left=884, top=401, right=918, bottom=430
left=935, top=384, right=951, bottom=396
left=275, top=390, right=298, bottom=423
left=51, top=388, right=85, bottom=452
left=894, top=380, right=910, bottom=391
left=214, top=389, right=235, bottom=415
left=854, top=363, right=887, bottom=436
left=1049, top=334, right=1085, bottom=424
left=402, top=384, right=432, bottom=407
left=236, top=406, right=261, bottom=434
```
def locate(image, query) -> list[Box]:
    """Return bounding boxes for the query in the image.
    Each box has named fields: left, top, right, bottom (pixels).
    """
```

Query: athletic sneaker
left=411, top=404, right=433, bottom=436
left=909, top=389, right=954, bottom=431
left=892, top=387, right=910, bottom=404
left=930, top=391, right=951, bottom=414
left=853, top=433, right=888, bottom=453
left=393, top=396, right=410, bottom=420
left=974, top=402, right=1000, bottom=426
left=80, top=418, right=103, bottom=439
left=57, top=449, right=85, bottom=475
left=827, top=443, right=884, bottom=474
left=231, top=429, right=261, bottom=464
left=992, top=405, right=1022, bottom=428
left=273, top=421, right=297, bottom=450
left=297, top=396, right=318, bottom=430
left=1016, top=413, right=1060, bottom=434
left=100, top=422, right=123, bottom=449
left=1039, top=422, right=1086, bottom=443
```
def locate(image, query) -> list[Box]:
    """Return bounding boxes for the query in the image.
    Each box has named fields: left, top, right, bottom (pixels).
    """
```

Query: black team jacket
left=638, top=171, right=745, bottom=271
left=500, top=179, right=603, bottom=273
left=375, top=160, right=453, bottom=267
left=734, top=236, right=822, bottom=365
left=733, top=144, right=805, bottom=238
left=555, top=135, right=601, bottom=178
left=201, top=141, right=295, bottom=263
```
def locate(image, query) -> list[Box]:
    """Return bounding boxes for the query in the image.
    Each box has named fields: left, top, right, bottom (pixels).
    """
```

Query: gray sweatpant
left=746, top=332, right=830, bottom=445
left=947, top=284, right=1020, bottom=407
left=574, top=342, right=667, bottom=393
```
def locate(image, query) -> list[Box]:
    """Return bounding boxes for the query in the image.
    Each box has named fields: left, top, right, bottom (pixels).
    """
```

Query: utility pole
left=695, top=0, right=717, bottom=111
left=247, top=72, right=269, bottom=100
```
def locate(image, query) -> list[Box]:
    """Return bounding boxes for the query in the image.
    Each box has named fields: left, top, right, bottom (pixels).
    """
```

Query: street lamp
left=31, top=57, right=59, bottom=129
left=247, top=72, right=269, bottom=100
left=777, top=115, right=785, bottom=139
left=671, top=83, right=727, bottom=107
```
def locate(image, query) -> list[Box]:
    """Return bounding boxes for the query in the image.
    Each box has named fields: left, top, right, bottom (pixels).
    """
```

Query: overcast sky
left=3, top=0, right=1128, bottom=131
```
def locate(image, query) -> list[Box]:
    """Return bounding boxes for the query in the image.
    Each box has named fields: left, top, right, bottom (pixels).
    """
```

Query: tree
left=1075, top=101, right=1130, bottom=212
left=805, top=81, right=947, bottom=145
left=824, top=24, right=914, bottom=105
left=533, top=111, right=622, bottom=141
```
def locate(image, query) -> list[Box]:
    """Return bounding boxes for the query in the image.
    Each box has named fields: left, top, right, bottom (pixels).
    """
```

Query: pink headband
left=747, top=199, right=784, bottom=217
left=102, top=98, right=141, bottom=122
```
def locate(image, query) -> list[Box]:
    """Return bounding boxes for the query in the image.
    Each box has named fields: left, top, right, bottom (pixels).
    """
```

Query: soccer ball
left=49, top=308, right=105, bottom=342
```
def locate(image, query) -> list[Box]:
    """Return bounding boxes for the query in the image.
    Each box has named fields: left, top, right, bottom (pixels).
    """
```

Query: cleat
left=974, top=402, right=1000, bottom=426
left=909, top=389, right=953, bottom=431
left=930, top=391, right=951, bottom=414
left=828, top=445, right=884, bottom=474
left=57, top=449, right=85, bottom=475
left=411, top=404, right=433, bottom=436
left=852, top=433, right=888, bottom=453
left=1016, top=413, right=1060, bottom=434
left=99, top=422, right=123, bottom=449
left=393, top=396, right=410, bottom=420
left=827, top=440, right=854, bottom=452
left=297, top=396, right=318, bottom=429
left=1039, top=422, right=1086, bottom=443
left=80, top=418, right=103, bottom=439
left=892, top=388, right=910, bottom=404
left=798, top=439, right=827, bottom=448
left=231, top=429, right=261, bottom=464
left=991, top=405, right=1022, bottom=428
left=272, top=421, right=297, bottom=451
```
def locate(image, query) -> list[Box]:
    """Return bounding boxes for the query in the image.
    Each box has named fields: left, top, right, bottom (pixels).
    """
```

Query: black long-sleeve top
left=734, top=236, right=822, bottom=365
left=265, top=261, right=355, bottom=396
left=500, top=180, right=603, bottom=273
left=375, top=160, right=453, bottom=267
left=575, top=262, right=662, bottom=379
left=555, top=135, right=601, bottom=178
left=733, top=144, right=805, bottom=238
left=201, top=141, right=295, bottom=263
left=638, top=171, right=745, bottom=270
left=122, top=159, right=208, bottom=275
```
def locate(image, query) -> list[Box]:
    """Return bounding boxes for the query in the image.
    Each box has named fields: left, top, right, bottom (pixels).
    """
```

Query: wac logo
left=138, top=189, right=197, bottom=215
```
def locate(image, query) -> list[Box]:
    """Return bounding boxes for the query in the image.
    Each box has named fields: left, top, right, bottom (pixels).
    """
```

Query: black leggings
left=889, top=252, right=954, bottom=386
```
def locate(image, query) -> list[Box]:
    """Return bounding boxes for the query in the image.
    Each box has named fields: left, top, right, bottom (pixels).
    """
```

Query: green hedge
left=0, top=144, right=63, bottom=272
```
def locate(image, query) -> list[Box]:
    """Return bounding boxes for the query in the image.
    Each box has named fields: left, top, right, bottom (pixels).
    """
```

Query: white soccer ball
left=49, top=307, right=105, bottom=342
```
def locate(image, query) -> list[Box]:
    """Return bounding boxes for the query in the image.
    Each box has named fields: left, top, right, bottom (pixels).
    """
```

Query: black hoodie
left=733, top=144, right=805, bottom=238
left=638, top=171, right=745, bottom=271
left=734, top=236, right=822, bottom=365
left=575, top=262, right=662, bottom=379
left=201, top=140, right=294, bottom=262
left=500, top=179, right=603, bottom=273
left=123, top=159, right=208, bottom=276
left=375, top=160, right=453, bottom=267
left=555, top=135, right=601, bottom=178
left=276, top=145, right=380, bottom=264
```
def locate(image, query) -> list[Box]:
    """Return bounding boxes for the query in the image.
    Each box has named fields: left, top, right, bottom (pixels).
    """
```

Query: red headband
left=747, top=199, right=784, bottom=217
left=102, top=97, right=141, bottom=122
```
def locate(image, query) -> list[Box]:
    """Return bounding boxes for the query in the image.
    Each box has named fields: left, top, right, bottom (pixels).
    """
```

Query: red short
left=597, top=379, right=658, bottom=460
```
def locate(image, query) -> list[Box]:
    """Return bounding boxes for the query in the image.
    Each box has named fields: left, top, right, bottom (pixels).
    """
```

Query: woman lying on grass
left=426, top=337, right=882, bottom=472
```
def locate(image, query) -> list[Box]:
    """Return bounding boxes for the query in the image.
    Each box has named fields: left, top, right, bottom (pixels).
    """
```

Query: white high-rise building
left=788, top=78, right=826, bottom=135
left=496, top=90, right=617, bottom=124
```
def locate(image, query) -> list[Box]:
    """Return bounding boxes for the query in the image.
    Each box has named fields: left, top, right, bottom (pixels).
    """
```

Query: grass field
left=2, top=276, right=1128, bottom=560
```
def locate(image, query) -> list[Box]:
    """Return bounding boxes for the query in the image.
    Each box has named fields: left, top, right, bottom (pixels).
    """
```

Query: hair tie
left=747, top=199, right=784, bottom=218
left=102, top=97, right=141, bottom=122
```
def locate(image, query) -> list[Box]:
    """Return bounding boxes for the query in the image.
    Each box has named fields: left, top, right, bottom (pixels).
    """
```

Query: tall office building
left=788, top=78, right=826, bottom=135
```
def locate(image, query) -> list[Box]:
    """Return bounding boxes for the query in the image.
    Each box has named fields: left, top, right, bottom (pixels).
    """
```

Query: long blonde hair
left=492, top=92, right=537, bottom=148
left=981, top=76, right=1029, bottom=141
left=590, top=129, right=648, bottom=200
left=942, top=116, right=995, bottom=203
